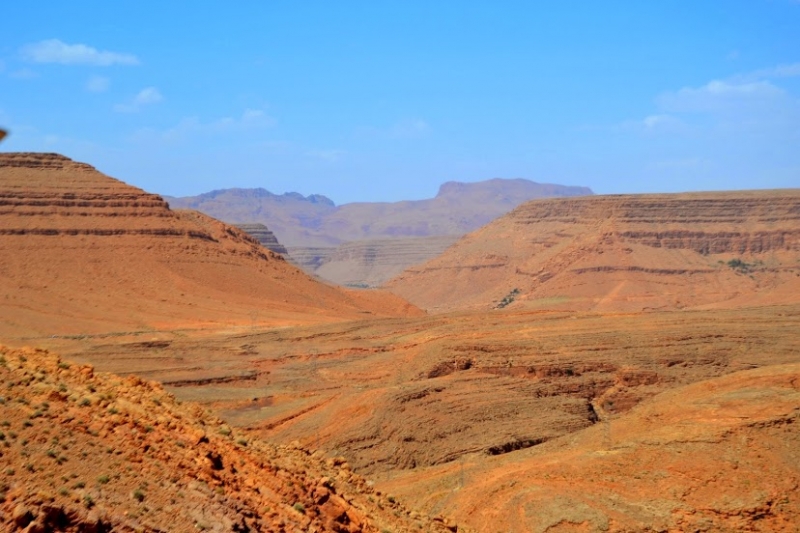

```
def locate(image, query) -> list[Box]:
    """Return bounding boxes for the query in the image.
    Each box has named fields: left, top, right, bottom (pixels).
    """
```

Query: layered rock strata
left=234, top=223, right=289, bottom=255
left=387, top=190, right=800, bottom=312
left=0, top=153, right=419, bottom=337
left=0, top=345, right=456, bottom=533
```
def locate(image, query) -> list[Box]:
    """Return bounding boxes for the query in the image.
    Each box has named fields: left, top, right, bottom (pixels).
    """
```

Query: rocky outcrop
left=0, top=345, right=457, bottom=533
left=387, top=190, right=800, bottom=312
left=384, top=362, right=800, bottom=533
left=234, top=223, right=289, bottom=255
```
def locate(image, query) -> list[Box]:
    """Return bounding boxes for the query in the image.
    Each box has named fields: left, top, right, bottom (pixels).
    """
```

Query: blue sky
left=1, top=2, right=799, bottom=203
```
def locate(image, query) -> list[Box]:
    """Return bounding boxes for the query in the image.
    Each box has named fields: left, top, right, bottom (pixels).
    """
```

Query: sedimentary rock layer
left=0, top=153, right=419, bottom=337
left=0, top=345, right=455, bottom=533
left=387, top=190, right=800, bottom=312
left=289, top=235, right=461, bottom=287
left=234, top=222, right=289, bottom=255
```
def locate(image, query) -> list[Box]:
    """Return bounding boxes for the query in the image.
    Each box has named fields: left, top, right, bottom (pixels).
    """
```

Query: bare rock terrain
left=384, top=363, right=800, bottom=532
left=387, top=190, right=800, bottom=312
left=234, top=223, right=289, bottom=255
left=2, top=153, right=799, bottom=533
left=0, top=153, right=420, bottom=338
left=0, top=345, right=458, bottom=533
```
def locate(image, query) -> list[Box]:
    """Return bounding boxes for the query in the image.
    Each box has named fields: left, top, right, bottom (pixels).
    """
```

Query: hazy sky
left=2, top=2, right=799, bottom=203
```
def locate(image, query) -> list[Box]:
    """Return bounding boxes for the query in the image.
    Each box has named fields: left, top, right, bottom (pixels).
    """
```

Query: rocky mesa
left=387, top=190, right=800, bottom=312
left=0, top=153, right=420, bottom=338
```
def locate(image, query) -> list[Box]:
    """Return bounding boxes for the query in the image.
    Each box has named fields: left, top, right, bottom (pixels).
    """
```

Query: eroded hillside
left=0, top=153, right=419, bottom=338
left=0, top=345, right=461, bottom=532
left=383, top=363, right=800, bottom=532
left=387, top=190, right=800, bottom=312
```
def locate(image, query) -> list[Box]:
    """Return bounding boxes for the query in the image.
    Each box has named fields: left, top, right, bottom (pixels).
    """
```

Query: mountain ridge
left=386, top=189, right=800, bottom=312
left=165, top=178, right=593, bottom=247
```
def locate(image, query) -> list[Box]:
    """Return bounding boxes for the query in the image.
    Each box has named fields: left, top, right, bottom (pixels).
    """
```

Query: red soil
left=0, top=153, right=421, bottom=339
left=387, top=190, right=800, bottom=313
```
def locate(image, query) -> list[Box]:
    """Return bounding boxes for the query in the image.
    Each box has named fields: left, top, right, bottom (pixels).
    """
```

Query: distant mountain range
left=165, top=178, right=594, bottom=248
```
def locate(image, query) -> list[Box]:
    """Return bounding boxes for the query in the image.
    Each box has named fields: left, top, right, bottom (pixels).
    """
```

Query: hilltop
left=387, top=190, right=800, bottom=312
left=0, top=153, right=419, bottom=339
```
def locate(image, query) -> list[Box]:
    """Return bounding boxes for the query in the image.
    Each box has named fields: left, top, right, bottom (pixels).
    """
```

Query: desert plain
left=1, top=152, right=799, bottom=532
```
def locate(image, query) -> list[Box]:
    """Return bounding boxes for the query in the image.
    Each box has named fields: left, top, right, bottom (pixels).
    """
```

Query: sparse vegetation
left=726, top=258, right=763, bottom=274
left=496, top=288, right=521, bottom=309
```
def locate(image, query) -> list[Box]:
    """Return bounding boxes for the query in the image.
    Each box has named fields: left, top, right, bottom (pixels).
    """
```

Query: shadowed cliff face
left=234, top=223, right=289, bottom=255
left=0, top=153, right=421, bottom=337
left=387, top=190, right=800, bottom=313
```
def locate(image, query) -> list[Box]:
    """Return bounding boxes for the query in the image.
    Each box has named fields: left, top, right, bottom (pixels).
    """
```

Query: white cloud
left=133, top=87, right=163, bottom=105
left=132, top=108, right=276, bottom=142
left=612, top=113, right=684, bottom=135
left=21, top=39, right=140, bottom=66
left=114, top=87, right=163, bottom=112
left=85, top=75, right=110, bottom=93
left=242, top=109, right=266, bottom=122
left=741, top=62, right=800, bottom=81
left=657, top=80, right=786, bottom=114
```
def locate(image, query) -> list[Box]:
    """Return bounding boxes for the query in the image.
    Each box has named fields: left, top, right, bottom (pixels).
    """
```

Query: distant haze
left=1, top=3, right=798, bottom=201
left=166, top=178, right=593, bottom=247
